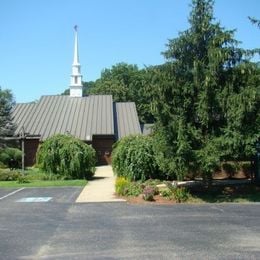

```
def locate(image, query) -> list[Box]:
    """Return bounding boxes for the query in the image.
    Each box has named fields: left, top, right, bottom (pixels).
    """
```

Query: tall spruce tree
left=0, top=87, right=15, bottom=137
left=152, top=0, right=259, bottom=180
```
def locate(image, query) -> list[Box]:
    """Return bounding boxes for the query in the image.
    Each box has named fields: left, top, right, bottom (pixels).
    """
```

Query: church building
left=11, top=27, right=142, bottom=166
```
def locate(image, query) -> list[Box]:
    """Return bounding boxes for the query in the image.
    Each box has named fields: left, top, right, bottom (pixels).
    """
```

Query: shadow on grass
left=190, top=184, right=260, bottom=203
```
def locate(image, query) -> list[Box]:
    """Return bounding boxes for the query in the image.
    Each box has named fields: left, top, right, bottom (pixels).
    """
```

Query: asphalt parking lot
left=0, top=187, right=260, bottom=259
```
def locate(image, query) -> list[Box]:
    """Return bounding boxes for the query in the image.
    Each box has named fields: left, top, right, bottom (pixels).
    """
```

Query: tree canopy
left=62, top=63, right=155, bottom=123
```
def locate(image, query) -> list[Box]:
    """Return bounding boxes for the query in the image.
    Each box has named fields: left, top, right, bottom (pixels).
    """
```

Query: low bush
left=161, top=188, right=173, bottom=198
left=115, top=177, right=143, bottom=197
left=115, top=177, right=130, bottom=196
left=0, top=161, right=7, bottom=168
left=173, top=187, right=190, bottom=203
left=17, top=175, right=31, bottom=184
left=37, top=134, right=96, bottom=179
left=112, top=135, right=160, bottom=181
left=240, top=162, right=252, bottom=177
left=221, top=161, right=252, bottom=178
left=126, top=182, right=143, bottom=196
left=222, top=162, right=237, bottom=177
left=163, top=182, right=190, bottom=202
left=0, top=147, right=22, bottom=169
left=0, top=169, right=22, bottom=181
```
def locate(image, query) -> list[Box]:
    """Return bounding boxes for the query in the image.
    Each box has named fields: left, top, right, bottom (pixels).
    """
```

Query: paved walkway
left=76, top=166, right=126, bottom=203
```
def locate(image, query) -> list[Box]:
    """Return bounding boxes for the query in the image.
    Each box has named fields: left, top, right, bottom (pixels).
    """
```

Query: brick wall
left=24, top=139, right=40, bottom=166
left=92, top=135, right=115, bottom=165
left=24, top=136, right=115, bottom=167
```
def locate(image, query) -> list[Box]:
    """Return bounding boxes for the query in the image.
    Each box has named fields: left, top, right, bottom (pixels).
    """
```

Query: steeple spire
left=73, top=25, right=79, bottom=65
left=70, top=25, right=83, bottom=97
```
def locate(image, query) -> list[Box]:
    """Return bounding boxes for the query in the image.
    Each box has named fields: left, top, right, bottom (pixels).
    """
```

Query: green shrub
left=115, top=177, right=130, bottom=196
left=0, top=161, right=7, bottom=168
left=36, top=134, right=96, bottom=179
left=0, top=169, right=22, bottom=181
left=112, top=135, right=161, bottom=181
left=222, top=162, right=236, bottom=177
left=163, top=182, right=190, bottom=202
left=0, top=147, right=22, bottom=169
left=25, top=168, right=61, bottom=181
left=17, top=175, right=30, bottom=184
left=126, top=182, right=143, bottom=196
left=173, top=187, right=190, bottom=203
left=115, top=177, right=144, bottom=197
left=240, top=162, right=252, bottom=177
left=161, top=188, right=173, bottom=198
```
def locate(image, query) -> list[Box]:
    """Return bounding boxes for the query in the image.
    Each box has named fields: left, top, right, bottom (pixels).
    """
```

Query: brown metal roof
left=12, top=95, right=114, bottom=141
left=114, top=102, right=141, bottom=139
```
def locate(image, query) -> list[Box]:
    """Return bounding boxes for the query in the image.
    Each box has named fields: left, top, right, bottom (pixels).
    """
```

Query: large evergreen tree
left=0, top=87, right=15, bottom=138
left=151, top=0, right=259, bottom=180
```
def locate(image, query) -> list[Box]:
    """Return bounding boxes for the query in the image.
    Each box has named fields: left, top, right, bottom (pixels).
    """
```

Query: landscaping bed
left=116, top=177, right=260, bottom=204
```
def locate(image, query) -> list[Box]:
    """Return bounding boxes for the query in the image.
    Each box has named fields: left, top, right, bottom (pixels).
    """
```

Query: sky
left=0, top=0, right=259, bottom=103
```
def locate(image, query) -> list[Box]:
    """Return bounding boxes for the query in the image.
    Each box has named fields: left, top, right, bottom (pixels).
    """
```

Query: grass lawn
left=0, top=179, right=87, bottom=188
left=0, top=167, right=88, bottom=187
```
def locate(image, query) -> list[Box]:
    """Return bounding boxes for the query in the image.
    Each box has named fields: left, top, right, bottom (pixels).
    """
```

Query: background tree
left=249, top=17, right=260, bottom=29
left=0, top=87, right=15, bottom=140
left=62, top=62, right=155, bottom=123
left=89, top=63, right=138, bottom=101
left=62, top=81, right=96, bottom=96
left=89, top=63, right=155, bottom=123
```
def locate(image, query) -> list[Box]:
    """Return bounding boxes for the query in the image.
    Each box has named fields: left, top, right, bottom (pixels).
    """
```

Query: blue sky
left=0, top=0, right=259, bottom=103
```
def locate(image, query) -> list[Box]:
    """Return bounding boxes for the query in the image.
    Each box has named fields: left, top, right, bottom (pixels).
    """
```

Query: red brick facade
left=92, top=135, right=115, bottom=165
left=23, top=136, right=115, bottom=167
left=24, top=139, right=40, bottom=166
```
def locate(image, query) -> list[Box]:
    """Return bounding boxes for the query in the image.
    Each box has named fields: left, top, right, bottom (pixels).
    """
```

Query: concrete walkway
left=76, top=166, right=126, bottom=203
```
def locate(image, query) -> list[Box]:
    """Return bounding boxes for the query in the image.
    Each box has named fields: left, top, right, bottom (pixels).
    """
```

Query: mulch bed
left=124, top=194, right=177, bottom=205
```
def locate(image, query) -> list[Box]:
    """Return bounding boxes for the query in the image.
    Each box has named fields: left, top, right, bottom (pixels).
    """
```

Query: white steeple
left=70, top=25, right=83, bottom=97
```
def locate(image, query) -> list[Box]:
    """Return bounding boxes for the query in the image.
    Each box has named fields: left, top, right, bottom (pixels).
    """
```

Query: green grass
left=0, top=167, right=88, bottom=187
left=0, top=179, right=87, bottom=188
